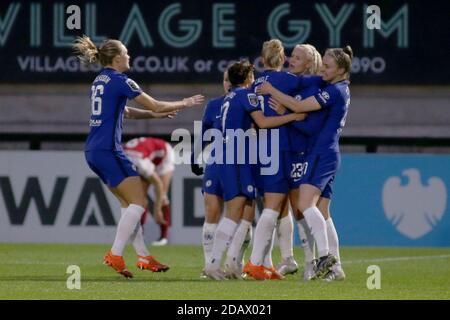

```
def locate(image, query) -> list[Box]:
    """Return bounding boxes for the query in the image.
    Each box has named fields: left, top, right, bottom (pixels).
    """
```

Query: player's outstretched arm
left=250, top=110, right=305, bottom=129
left=257, top=82, right=321, bottom=113
left=134, top=92, right=204, bottom=113
left=124, top=106, right=178, bottom=119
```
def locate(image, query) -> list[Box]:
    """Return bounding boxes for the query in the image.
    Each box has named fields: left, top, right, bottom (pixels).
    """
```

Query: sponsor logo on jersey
left=126, top=78, right=141, bottom=92
left=318, top=91, right=330, bottom=103
left=89, top=119, right=102, bottom=127
left=247, top=93, right=258, bottom=107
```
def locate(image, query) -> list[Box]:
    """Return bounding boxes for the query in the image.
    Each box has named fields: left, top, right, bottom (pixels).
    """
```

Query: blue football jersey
left=192, top=96, right=225, bottom=164
left=85, top=68, right=143, bottom=151
left=289, top=84, right=327, bottom=153
left=201, top=96, right=224, bottom=148
left=297, top=75, right=327, bottom=89
left=312, top=80, right=350, bottom=153
left=220, top=87, right=261, bottom=164
left=251, top=70, right=301, bottom=151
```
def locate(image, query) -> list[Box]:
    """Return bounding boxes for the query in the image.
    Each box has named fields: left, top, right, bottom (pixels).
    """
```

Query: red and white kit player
left=124, top=137, right=175, bottom=246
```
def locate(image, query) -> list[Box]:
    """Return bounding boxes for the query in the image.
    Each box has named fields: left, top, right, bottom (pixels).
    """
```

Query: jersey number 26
left=90, top=85, right=104, bottom=116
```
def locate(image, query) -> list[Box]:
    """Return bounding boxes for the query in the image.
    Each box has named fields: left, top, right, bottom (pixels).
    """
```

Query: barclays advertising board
left=321, top=155, right=450, bottom=247
left=0, top=152, right=449, bottom=246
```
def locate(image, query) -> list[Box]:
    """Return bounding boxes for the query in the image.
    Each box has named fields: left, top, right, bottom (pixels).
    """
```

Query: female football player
left=204, top=60, right=305, bottom=280
left=245, top=39, right=307, bottom=280
left=192, top=70, right=257, bottom=279
left=124, top=136, right=175, bottom=247
left=258, top=46, right=353, bottom=280
left=270, top=44, right=325, bottom=279
left=73, top=35, right=204, bottom=278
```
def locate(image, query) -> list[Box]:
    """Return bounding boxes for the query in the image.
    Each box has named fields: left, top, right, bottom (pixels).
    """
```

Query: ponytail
left=73, top=35, right=123, bottom=67
left=73, top=35, right=99, bottom=65
left=343, top=45, right=354, bottom=60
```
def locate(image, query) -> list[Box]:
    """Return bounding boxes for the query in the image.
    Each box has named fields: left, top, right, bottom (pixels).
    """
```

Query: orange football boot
left=103, top=251, right=133, bottom=278
left=136, top=255, right=170, bottom=272
left=243, top=261, right=272, bottom=280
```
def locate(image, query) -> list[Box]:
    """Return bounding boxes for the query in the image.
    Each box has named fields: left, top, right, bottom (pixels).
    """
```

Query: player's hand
left=269, top=97, right=286, bottom=115
left=191, top=163, right=204, bottom=176
left=183, top=95, right=205, bottom=107
left=155, top=110, right=179, bottom=119
left=162, top=196, right=170, bottom=206
left=256, top=82, right=274, bottom=95
left=154, top=210, right=167, bottom=225
left=166, top=110, right=178, bottom=119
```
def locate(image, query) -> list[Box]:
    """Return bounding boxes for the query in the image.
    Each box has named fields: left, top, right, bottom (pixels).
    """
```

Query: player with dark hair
left=204, top=60, right=305, bottom=280
left=192, top=70, right=256, bottom=279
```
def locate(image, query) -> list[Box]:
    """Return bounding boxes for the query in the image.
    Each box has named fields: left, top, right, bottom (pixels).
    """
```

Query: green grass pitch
left=0, top=244, right=449, bottom=300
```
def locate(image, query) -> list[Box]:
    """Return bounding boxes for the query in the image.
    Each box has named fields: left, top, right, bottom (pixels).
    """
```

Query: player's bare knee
left=298, top=199, right=313, bottom=213
left=205, top=208, right=221, bottom=224
left=128, top=195, right=147, bottom=209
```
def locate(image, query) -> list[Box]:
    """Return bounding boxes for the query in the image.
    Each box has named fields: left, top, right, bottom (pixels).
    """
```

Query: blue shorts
left=251, top=164, right=264, bottom=197
left=301, top=152, right=340, bottom=199
left=286, top=151, right=307, bottom=190
left=218, top=164, right=256, bottom=201
left=85, top=149, right=139, bottom=188
left=257, top=151, right=290, bottom=194
left=202, top=163, right=223, bottom=198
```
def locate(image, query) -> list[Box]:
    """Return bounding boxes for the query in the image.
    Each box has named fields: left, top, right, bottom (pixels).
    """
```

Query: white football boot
left=151, top=237, right=168, bottom=246
left=224, top=258, right=244, bottom=280
left=303, top=259, right=318, bottom=281
left=323, top=263, right=346, bottom=282
left=276, top=256, right=299, bottom=276
left=204, top=264, right=227, bottom=281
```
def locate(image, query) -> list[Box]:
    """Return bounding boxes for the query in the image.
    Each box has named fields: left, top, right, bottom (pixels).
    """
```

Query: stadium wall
left=1, top=85, right=450, bottom=139
left=0, top=151, right=449, bottom=247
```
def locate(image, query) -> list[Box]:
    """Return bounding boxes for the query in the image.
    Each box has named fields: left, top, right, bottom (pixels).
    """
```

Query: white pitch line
left=1, top=254, right=450, bottom=267
left=0, top=261, right=85, bottom=266
left=343, top=254, right=450, bottom=265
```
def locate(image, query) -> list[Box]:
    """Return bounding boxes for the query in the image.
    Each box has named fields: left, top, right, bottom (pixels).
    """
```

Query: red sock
left=140, top=208, right=148, bottom=226
left=162, top=204, right=171, bottom=226
left=160, top=204, right=171, bottom=238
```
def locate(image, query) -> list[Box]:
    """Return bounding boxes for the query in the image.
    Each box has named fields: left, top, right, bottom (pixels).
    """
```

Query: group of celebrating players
left=74, top=34, right=352, bottom=282
left=194, top=39, right=351, bottom=281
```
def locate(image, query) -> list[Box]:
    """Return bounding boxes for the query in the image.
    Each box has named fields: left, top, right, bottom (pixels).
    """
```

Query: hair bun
left=343, top=45, right=353, bottom=59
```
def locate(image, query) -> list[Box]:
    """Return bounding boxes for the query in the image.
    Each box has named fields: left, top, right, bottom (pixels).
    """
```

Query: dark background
left=1, top=0, right=448, bottom=84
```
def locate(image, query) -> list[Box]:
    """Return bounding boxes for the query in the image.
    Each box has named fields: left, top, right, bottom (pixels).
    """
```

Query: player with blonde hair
left=73, top=35, right=204, bottom=278
left=204, top=60, right=305, bottom=280
left=244, top=39, right=308, bottom=280
left=258, top=45, right=353, bottom=279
